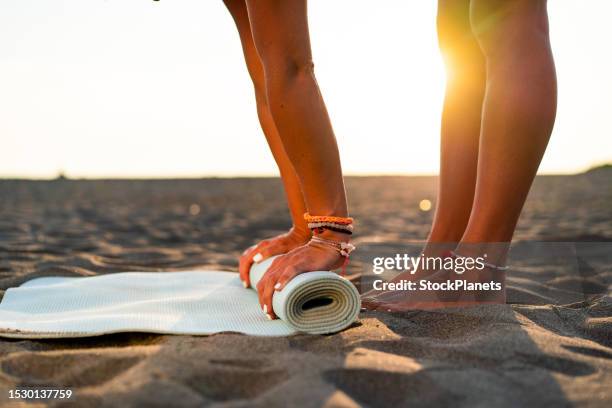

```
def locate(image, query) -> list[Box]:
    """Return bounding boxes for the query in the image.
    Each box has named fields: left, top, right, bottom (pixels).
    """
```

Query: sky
left=1, top=0, right=611, bottom=178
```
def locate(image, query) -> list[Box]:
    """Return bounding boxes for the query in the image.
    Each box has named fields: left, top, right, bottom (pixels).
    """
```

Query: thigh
left=470, top=0, right=548, bottom=32
left=437, top=0, right=474, bottom=50
left=437, top=0, right=472, bottom=32
left=469, top=0, right=549, bottom=50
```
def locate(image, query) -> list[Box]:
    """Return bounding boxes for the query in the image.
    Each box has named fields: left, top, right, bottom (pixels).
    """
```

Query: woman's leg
left=244, top=0, right=348, bottom=219
left=365, top=0, right=555, bottom=309
left=243, top=0, right=350, bottom=317
left=223, top=0, right=311, bottom=286
left=425, top=0, right=486, bottom=255
left=457, top=0, right=557, bottom=263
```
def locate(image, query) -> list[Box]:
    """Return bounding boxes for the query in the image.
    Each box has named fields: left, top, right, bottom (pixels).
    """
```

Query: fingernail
left=253, top=253, right=263, bottom=263
left=274, top=283, right=281, bottom=290
left=243, top=281, right=248, bottom=288
left=266, top=314, right=273, bottom=320
left=263, top=304, right=268, bottom=314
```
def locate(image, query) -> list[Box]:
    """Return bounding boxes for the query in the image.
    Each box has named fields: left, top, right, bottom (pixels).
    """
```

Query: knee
left=258, top=50, right=315, bottom=88
left=470, top=0, right=550, bottom=58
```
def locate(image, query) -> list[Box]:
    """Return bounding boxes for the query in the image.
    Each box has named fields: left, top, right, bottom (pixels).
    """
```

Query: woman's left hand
left=256, top=237, right=347, bottom=319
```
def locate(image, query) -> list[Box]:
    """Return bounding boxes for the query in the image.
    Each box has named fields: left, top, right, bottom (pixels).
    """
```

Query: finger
left=255, top=253, right=286, bottom=297
left=256, top=267, right=281, bottom=320
left=241, top=244, right=256, bottom=256
left=267, top=255, right=284, bottom=272
left=253, top=243, right=287, bottom=264
left=238, top=257, right=252, bottom=288
left=239, top=247, right=259, bottom=288
left=260, top=271, right=279, bottom=320
left=249, top=238, right=275, bottom=264
left=239, top=239, right=275, bottom=286
left=256, top=271, right=268, bottom=310
left=273, top=263, right=300, bottom=292
left=256, top=274, right=270, bottom=318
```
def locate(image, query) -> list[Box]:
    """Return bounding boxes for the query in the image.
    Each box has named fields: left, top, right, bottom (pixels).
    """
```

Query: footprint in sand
left=323, top=368, right=458, bottom=407
left=0, top=351, right=145, bottom=387
left=562, top=345, right=612, bottom=360
left=184, top=359, right=288, bottom=401
left=515, top=352, right=595, bottom=376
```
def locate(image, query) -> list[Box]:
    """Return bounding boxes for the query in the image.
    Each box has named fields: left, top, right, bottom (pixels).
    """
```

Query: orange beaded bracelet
left=303, top=213, right=354, bottom=225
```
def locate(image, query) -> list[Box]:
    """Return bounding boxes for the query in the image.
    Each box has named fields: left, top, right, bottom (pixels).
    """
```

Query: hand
left=256, top=232, right=348, bottom=319
left=239, top=228, right=310, bottom=288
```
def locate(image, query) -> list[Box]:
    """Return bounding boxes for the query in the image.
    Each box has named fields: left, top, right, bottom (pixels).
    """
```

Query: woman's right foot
left=361, top=251, right=506, bottom=311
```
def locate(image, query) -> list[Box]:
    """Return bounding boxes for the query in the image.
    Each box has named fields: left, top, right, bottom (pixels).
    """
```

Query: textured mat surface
left=0, top=257, right=360, bottom=338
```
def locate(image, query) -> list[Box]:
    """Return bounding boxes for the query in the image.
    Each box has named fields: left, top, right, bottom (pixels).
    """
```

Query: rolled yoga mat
left=0, top=257, right=360, bottom=338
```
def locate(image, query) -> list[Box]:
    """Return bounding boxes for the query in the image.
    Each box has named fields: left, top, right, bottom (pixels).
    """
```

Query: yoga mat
left=0, top=257, right=360, bottom=338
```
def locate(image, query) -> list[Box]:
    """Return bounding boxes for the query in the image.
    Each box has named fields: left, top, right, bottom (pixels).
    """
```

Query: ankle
left=453, top=242, right=510, bottom=269
left=289, top=226, right=312, bottom=241
left=315, top=228, right=351, bottom=243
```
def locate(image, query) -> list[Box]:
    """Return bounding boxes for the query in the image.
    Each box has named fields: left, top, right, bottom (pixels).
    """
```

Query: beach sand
left=0, top=175, right=610, bottom=407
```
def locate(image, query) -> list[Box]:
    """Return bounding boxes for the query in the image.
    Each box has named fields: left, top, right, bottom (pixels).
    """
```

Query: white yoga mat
left=0, top=257, right=361, bottom=338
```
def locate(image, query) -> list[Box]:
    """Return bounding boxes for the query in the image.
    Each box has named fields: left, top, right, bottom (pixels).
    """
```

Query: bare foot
left=255, top=230, right=350, bottom=319
left=362, top=257, right=506, bottom=311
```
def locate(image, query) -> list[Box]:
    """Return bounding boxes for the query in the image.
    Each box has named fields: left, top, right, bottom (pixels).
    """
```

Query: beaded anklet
left=304, top=213, right=355, bottom=275
left=304, top=213, right=354, bottom=225
left=304, top=213, right=354, bottom=236
left=310, top=235, right=356, bottom=257
left=450, top=250, right=509, bottom=271
left=309, top=235, right=356, bottom=276
left=308, top=222, right=353, bottom=235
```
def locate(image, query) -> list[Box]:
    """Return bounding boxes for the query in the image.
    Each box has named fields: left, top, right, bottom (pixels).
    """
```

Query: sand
left=0, top=175, right=610, bottom=407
